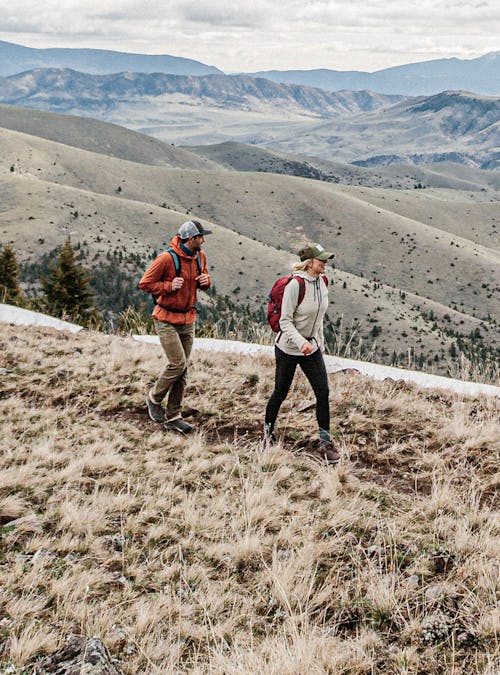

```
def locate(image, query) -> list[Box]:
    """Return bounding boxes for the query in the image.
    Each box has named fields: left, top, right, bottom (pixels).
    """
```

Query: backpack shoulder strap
left=167, top=247, right=202, bottom=276
left=166, top=247, right=181, bottom=277
left=297, top=276, right=306, bottom=305
left=293, top=275, right=307, bottom=306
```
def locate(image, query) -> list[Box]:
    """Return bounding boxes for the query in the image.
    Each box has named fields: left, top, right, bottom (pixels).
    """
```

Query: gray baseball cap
left=178, top=220, right=212, bottom=239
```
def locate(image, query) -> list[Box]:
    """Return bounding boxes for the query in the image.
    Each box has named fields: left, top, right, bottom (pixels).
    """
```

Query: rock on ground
left=33, top=637, right=122, bottom=675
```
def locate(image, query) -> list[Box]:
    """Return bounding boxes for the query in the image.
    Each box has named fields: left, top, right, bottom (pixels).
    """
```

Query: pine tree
left=42, top=238, right=100, bottom=326
left=0, top=244, right=24, bottom=305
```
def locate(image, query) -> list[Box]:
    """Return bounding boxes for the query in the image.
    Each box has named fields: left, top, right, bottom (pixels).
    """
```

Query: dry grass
left=0, top=323, right=499, bottom=673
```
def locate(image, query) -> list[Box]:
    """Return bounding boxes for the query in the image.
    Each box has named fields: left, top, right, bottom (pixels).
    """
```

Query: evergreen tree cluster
left=0, top=244, right=24, bottom=306
left=4, top=239, right=100, bottom=327
left=19, top=242, right=154, bottom=329
left=41, top=239, right=100, bottom=326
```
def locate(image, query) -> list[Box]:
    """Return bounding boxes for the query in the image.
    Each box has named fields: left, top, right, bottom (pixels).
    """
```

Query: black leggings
left=265, top=346, right=330, bottom=430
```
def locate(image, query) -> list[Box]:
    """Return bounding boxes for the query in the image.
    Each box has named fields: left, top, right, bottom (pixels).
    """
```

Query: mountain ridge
left=0, top=68, right=401, bottom=118
left=249, top=52, right=500, bottom=96
left=2, top=40, right=499, bottom=96
left=0, top=39, right=222, bottom=77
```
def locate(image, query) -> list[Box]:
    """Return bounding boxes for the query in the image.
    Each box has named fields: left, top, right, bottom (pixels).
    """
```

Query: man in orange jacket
left=139, top=220, right=212, bottom=433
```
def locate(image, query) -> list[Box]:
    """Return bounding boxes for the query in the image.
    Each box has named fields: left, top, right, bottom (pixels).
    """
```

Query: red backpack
left=266, top=274, right=328, bottom=332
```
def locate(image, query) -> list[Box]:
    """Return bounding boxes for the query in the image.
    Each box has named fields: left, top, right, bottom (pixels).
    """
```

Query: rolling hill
left=251, top=91, right=500, bottom=170
left=186, top=141, right=500, bottom=191
left=0, top=107, right=498, bottom=378
left=0, top=104, right=219, bottom=169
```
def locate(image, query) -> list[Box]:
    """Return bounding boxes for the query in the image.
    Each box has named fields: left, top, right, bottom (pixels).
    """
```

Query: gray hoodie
left=276, top=272, right=329, bottom=356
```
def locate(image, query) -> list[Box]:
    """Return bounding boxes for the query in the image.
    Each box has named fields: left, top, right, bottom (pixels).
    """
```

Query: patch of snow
left=0, top=303, right=82, bottom=333
left=135, top=335, right=500, bottom=399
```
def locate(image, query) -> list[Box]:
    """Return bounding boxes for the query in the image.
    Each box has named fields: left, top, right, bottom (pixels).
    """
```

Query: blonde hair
left=292, top=259, right=313, bottom=273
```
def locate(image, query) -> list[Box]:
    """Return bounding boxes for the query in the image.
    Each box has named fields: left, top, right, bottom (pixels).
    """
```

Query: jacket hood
left=293, top=271, right=320, bottom=282
left=169, top=235, right=194, bottom=258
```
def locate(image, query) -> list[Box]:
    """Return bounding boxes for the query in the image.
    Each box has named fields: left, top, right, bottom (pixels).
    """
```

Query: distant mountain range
left=249, top=52, right=500, bottom=96
left=0, top=68, right=400, bottom=118
left=0, top=67, right=498, bottom=170
left=0, top=40, right=222, bottom=77
left=1, top=40, right=499, bottom=96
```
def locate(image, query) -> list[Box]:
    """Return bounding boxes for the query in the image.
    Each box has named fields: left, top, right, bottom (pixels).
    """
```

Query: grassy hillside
left=1, top=116, right=499, bottom=378
left=0, top=324, right=499, bottom=673
left=0, top=104, right=220, bottom=169
left=188, top=141, right=500, bottom=192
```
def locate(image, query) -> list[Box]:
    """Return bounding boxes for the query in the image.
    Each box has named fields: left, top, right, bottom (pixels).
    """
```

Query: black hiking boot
left=164, top=417, right=194, bottom=434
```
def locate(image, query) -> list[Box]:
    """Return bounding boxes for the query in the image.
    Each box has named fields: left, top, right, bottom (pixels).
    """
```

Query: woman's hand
left=301, top=341, right=314, bottom=355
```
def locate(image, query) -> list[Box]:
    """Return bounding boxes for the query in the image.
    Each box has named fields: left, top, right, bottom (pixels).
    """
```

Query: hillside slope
left=256, top=92, right=500, bottom=170
left=0, top=323, right=498, bottom=673
left=1, top=118, right=498, bottom=376
left=0, top=104, right=221, bottom=169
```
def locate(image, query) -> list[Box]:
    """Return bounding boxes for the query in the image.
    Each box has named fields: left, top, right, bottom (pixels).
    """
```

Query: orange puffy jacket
left=138, top=236, right=211, bottom=325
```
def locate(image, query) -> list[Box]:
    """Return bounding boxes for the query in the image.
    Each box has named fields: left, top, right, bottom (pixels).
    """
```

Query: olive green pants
left=150, top=320, right=195, bottom=420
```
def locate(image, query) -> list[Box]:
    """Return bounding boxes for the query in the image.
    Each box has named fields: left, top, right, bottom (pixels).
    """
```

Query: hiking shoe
left=145, top=394, right=165, bottom=423
left=164, top=417, right=193, bottom=434
left=319, top=440, right=340, bottom=465
left=264, top=422, right=276, bottom=445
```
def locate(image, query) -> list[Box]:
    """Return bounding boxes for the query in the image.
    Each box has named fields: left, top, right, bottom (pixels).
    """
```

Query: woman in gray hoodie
left=264, top=243, right=340, bottom=464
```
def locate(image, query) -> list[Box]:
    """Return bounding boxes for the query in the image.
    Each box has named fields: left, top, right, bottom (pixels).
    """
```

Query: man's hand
left=196, top=273, right=210, bottom=287
left=171, top=276, right=184, bottom=291
left=301, top=341, right=314, bottom=355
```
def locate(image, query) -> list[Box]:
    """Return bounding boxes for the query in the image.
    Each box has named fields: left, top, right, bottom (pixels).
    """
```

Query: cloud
left=1, top=1, right=499, bottom=71
left=10, top=0, right=496, bottom=35
left=177, top=0, right=273, bottom=28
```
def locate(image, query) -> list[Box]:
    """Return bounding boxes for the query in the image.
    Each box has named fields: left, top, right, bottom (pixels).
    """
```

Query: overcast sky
left=1, top=1, right=499, bottom=72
